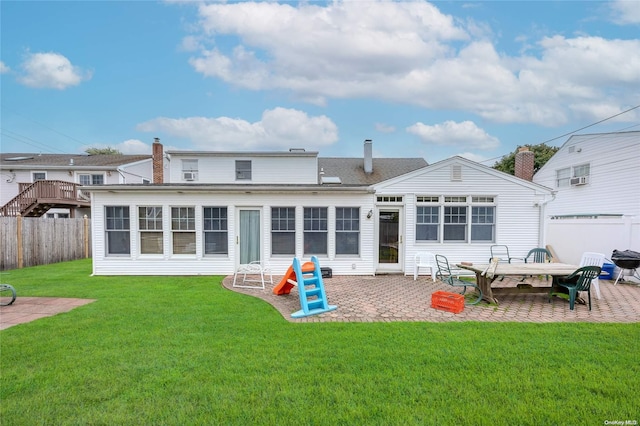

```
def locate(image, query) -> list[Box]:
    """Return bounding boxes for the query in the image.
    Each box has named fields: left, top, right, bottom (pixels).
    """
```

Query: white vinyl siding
left=168, top=153, right=318, bottom=184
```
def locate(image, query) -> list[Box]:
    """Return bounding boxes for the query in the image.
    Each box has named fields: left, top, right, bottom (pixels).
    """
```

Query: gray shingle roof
left=318, top=157, right=428, bottom=185
left=0, top=153, right=151, bottom=168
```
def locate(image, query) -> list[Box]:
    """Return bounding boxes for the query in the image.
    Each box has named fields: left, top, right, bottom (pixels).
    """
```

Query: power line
left=479, top=104, right=640, bottom=165
left=0, top=129, right=69, bottom=154
left=2, top=108, right=91, bottom=153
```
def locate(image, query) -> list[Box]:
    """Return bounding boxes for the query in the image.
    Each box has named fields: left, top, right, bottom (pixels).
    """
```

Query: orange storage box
left=431, top=291, right=465, bottom=314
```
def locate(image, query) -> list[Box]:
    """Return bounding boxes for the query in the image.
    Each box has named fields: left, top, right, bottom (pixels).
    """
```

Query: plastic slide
left=273, top=261, right=315, bottom=295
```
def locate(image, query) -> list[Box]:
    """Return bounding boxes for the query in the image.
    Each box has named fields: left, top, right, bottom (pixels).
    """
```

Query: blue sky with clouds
left=1, top=0, right=639, bottom=165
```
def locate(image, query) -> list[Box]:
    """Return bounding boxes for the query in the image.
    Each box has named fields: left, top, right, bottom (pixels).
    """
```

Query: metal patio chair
left=435, top=254, right=482, bottom=305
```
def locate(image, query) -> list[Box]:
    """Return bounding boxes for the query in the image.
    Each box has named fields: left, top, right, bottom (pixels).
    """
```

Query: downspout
left=536, top=191, right=557, bottom=248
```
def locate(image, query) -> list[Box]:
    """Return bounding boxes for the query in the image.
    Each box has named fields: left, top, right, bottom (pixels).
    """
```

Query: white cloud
left=0, top=61, right=10, bottom=73
left=180, top=1, right=640, bottom=127
left=17, top=52, right=92, bottom=89
left=406, top=120, right=500, bottom=150
left=116, top=139, right=153, bottom=155
left=136, top=107, right=339, bottom=150
left=609, top=0, right=640, bottom=25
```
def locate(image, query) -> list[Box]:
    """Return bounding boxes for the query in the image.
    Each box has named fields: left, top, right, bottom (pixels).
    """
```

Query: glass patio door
left=377, top=208, right=402, bottom=271
left=238, top=209, right=261, bottom=264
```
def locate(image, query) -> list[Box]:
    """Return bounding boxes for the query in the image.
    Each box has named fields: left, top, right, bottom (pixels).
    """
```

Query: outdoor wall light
left=367, top=209, right=373, bottom=219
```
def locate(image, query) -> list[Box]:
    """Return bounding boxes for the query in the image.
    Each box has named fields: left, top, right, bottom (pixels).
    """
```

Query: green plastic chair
left=435, top=254, right=482, bottom=305
left=549, top=266, right=601, bottom=311
left=524, top=248, right=552, bottom=263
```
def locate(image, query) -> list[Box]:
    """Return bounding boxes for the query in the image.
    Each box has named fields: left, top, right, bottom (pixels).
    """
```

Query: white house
left=533, top=130, right=640, bottom=264
left=0, top=151, right=154, bottom=218
left=86, top=140, right=554, bottom=276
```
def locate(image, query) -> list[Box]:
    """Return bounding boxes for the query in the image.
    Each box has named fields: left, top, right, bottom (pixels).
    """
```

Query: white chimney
left=364, top=139, right=373, bottom=174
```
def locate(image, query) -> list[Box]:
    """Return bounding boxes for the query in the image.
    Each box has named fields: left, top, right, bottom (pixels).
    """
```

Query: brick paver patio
left=223, top=274, right=640, bottom=323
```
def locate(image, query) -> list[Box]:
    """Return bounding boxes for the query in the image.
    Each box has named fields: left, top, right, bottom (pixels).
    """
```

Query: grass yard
left=1, top=259, right=638, bottom=425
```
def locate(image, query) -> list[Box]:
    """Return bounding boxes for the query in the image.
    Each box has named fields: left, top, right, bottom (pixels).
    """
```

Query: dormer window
left=236, top=160, right=252, bottom=180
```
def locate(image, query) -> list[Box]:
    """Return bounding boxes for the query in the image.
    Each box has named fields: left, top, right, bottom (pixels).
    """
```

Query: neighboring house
left=86, top=140, right=554, bottom=276
left=533, top=131, right=640, bottom=264
left=0, top=151, right=155, bottom=218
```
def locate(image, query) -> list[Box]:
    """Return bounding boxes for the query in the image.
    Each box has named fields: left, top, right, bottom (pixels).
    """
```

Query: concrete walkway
left=222, top=274, right=640, bottom=323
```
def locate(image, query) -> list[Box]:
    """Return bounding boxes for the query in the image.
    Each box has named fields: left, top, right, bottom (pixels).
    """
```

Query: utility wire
left=1, top=129, right=69, bottom=154
left=479, top=104, right=640, bottom=165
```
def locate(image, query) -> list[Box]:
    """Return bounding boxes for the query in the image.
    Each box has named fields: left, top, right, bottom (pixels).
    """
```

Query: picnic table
left=456, top=262, right=580, bottom=304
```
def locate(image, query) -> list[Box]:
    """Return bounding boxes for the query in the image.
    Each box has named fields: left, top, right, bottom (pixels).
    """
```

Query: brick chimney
left=152, top=138, right=164, bottom=184
left=514, top=146, right=534, bottom=181
left=364, top=139, right=373, bottom=174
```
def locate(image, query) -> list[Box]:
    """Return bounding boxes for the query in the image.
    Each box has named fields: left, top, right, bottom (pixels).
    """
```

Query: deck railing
left=0, top=180, right=89, bottom=217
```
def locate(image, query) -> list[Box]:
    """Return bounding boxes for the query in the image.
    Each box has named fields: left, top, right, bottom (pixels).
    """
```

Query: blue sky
left=1, top=0, right=639, bottom=165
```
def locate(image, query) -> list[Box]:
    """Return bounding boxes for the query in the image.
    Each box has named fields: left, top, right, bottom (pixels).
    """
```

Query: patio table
left=456, top=262, right=579, bottom=304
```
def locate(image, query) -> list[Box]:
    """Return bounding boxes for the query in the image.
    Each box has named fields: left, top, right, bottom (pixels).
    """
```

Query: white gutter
left=535, top=191, right=557, bottom=248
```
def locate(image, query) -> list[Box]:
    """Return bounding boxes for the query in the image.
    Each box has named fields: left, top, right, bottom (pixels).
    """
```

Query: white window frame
left=335, top=207, right=360, bottom=256
left=171, top=206, right=196, bottom=255
left=32, top=171, right=47, bottom=181
left=203, top=206, right=228, bottom=255
left=416, top=195, right=496, bottom=243
left=138, top=206, right=164, bottom=255
left=235, top=160, right=252, bottom=180
left=271, top=207, right=296, bottom=256
left=79, top=173, right=105, bottom=185
left=105, top=206, right=130, bottom=256
left=303, top=207, right=328, bottom=256
left=181, top=159, right=199, bottom=182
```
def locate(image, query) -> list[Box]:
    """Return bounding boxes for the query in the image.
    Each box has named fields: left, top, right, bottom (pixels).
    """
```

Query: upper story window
left=573, top=163, right=590, bottom=177
left=556, top=168, right=571, bottom=188
left=181, top=159, right=198, bottom=181
left=32, top=172, right=46, bottom=181
left=556, top=163, right=590, bottom=188
left=79, top=174, right=104, bottom=185
left=236, top=160, right=252, bottom=180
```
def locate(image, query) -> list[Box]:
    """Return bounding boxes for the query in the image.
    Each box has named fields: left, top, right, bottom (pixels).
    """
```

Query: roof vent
left=70, top=158, right=74, bottom=166
left=289, top=148, right=306, bottom=152
left=321, top=176, right=342, bottom=184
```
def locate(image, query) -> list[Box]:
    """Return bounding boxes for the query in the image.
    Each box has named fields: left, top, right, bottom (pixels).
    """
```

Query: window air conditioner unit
left=570, top=176, right=588, bottom=186
left=183, top=172, right=196, bottom=181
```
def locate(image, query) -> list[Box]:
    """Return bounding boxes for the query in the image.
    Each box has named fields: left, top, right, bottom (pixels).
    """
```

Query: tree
left=493, top=143, right=559, bottom=176
left=85, top=147, right=122, bottom=155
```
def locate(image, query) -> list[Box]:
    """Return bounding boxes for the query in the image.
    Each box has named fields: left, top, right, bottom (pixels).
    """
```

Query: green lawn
left=1, top=259, right=638, bottom=425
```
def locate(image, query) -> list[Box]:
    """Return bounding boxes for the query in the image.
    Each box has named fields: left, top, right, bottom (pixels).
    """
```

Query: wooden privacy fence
left=0, top=215, right=92, bottom=271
